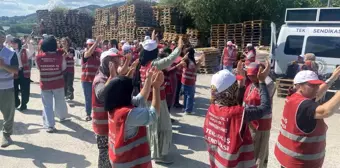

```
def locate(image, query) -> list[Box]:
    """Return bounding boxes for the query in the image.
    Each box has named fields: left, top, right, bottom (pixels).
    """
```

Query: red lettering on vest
left=140, top=62, right=166, bottom=100
left=81, top=49, right=101, bottom=82
left=108, top=106, right=152, bottom=168
left=223, top=47, right=237, bottom=67
left=274, top=93, right=327, bottom=168
left=36, top=52, right=64, bottom=90
left=244, top=84, right=272, bottom=131
left=92, top=72, right=109, bottom=136
left=204, top=104, right=256, bottom=168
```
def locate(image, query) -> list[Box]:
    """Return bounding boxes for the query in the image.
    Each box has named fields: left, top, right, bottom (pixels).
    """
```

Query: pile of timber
left=195, top=47, right=221, bottom=74
left=36, top=9, right=93, bottom=47
left=211, top=20, right=270, bottom=51
left=153, top=6, right=182, bottom=34
left=186, top=28, right=201, bottom=47
left=93, top=7, right=118, bottom=41
left=276, top=78, right=294, bottom=98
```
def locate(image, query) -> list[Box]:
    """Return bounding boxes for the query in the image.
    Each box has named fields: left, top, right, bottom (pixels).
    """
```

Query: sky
left=0, top=0, right=126, bottom=17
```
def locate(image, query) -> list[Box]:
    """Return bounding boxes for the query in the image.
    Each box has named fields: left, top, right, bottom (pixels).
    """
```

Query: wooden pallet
left=276, top=78, right=294, bottom=98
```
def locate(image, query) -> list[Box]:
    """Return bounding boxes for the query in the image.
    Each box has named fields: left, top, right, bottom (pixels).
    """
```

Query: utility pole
left=328, top=0, right=332, bottom=7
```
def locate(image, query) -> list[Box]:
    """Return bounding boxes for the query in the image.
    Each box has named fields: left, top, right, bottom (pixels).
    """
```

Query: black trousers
left=174, top=79, right=182, bottom=105
left=14, top=69, right=30, bottom=108
left=63, top=72, right=74, bottom=99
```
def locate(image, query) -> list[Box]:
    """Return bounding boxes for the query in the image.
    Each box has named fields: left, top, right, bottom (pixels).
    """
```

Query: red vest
left=108, top=106, right=152, bottom=168
left=181, top=60, right=197, bottom=86
left=245, top=50, right=256, bottom=66
left=140, top=62, right=166, bottom=100
left=204, top=104, right=256, bottom=168
left=91, top=72, right=109, bottom=136
left=274, top=93, right=327, bottom=168
left=14, top=49, right=31, bottom=79
left=36, top=52, right=64, bottom=90
left=244, top=84, right=272, bottom=131
left=65, top=48, right=75, bottom=73
left=81, top=49, right=101, bottom=82
left=223, top=47, right=237, bottom=67
left=174, top=57, right=183, bottom=80
left=164, top=71, right=172, bottom=94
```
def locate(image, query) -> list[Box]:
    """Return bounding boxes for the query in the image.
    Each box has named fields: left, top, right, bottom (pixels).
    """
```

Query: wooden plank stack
left=36, top=9, right=93, bottom=47
left=227, top=23, right=243, bottom=47
left=136, top=27, right=155, bottom=42
left=276, top=78, right=294, bottom=98
left=186, top=28, right=201, bottom=47
left=210, top=24, right=227, bottom=52
left=93, top=7, right=119, bottom=41
left=195, top=47, right=221, bottom=74
left=153, top=6, right=182, bottom=34
left=243, top=20, right=270, bottom=49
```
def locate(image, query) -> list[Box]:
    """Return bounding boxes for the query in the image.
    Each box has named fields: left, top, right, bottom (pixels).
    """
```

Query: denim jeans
left=41, top=88, right=68, bottom=128
left=82, top=82, right=92, bottom=116
left=174, top=79, right=182, bottom=105
left=223, top=65, right=233, bottom=72
left=182, top=84, right=195, bottom=113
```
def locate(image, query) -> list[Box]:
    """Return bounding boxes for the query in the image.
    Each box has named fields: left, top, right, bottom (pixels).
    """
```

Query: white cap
left=86, top=39, right=95, bottom=44
left=144, top=36, right=151, bottom=41
left=6, top=34, right=13, bottom=41
left=100, top=48, right=121, bottom=64
left=122, top=42, right=131, bottom=51
left=133, top=40, right=138, bottom=43
left=171, top=41, right=176, bottom=44
left=227, top=41, right=233, bottom=46
left=120, top=40, right=126, bottom=44
left=142, top=39, right=157, bottom=51
left=246, top=43, right=253, bottom=47
left=211, top=70, right=243, bottom=93
left=42, top=34, right=48, bottom=38
left=293, top=70, right=324, bottom=85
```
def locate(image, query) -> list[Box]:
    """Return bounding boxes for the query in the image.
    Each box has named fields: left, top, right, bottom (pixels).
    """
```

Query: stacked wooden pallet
left=36, top=9, right=93, bottom=47
left=187, top=28, right=201, bottom=47
left=163, top=33, right=188, bottom=43
left=210, top=24, right=227, bottom=52
left=227, top=23, right=243, bottom=47
left=195, top=47, right=221, bottom=74
left=93, top=7, right=119, bottom=41
left=243, top=20, right=270, bottom=49
left=136, top=27, right=154, bottom=42
left=276, top=78, right=294, bottom=98
left=154, top=6, right=182, bottom=34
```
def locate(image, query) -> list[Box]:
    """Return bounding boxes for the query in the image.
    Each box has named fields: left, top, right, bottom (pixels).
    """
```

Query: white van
left=270, top=7, right=340, bottom=77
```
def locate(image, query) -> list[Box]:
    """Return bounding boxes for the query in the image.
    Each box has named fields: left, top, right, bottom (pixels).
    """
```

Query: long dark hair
left=247, top=45, right=256, bottom=55
left=12, top=38, right=22, bottom=51
left=185, top=47, right=196, bottom=68
left=104, top=76, right=134, bottom=111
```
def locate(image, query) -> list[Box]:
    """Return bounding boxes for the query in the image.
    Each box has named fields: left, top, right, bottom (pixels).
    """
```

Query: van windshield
left=305, top=36, right=340, bottom=58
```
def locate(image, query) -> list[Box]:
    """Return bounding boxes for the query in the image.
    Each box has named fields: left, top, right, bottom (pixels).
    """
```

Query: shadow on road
left=0, top=141, right=91, bottom=168
left=29, top=93, right=41, bottom=99
left=0, top=121, right=42, bottom=136
left=193, top=97, right=210, bottom=117
left=67, top=100, right=85, bottom=108
left=57, top=120, right=96, bottom=144
left=163, top=144, right=209, bottom=168
left=195, top=84, right=210, bottom=90
left=23, top=109, right=42, bottom=116
left=172, top=121, right=206, bottom=152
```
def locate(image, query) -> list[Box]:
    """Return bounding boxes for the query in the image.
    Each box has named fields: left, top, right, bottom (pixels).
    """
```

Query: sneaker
left=1, top=135, right=13, bottom=148
left=85, top=116, right=92, bottom=121
left=155, top=156, right=174, bottom=165
left=46, top=127, right=57, bottom=133
left=60, top=118, right=71, bottom=123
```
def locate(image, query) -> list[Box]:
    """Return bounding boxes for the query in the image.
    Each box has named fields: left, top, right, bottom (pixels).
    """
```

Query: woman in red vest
left=82, top=36, right=102, bottom=121
left=244, top=62, right=276, bottom=168
left=36, top=36, right=69, bottom=133
left=275, top=68, right=340, bottom=168
left=61, top=37, right=75, bottom=100
left=204, top=61, right=272, bottom=168
left=103, top=69, right=164, bottom=168
left=11, top=38, right=33, bottom=111
left=244, top=43, right=256, bottom=67
left=220, top=41, right=238, bottom=71
left=133, top=30, right=183, bottom=164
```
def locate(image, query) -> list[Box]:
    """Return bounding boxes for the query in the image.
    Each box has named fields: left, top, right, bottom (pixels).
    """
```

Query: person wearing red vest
left=61, top=37, right=75, bottom=100
left=134, top=30, right=183, bottom=164
left=205, top=61, right=272, bottom=168
left=11, top=38, right=33, bottom=111
left=221, top=41, right=238, bottom=71
left=244, top=43, right=256, bottom=67
left=275, top=69, right=340, bottom=168
left=103, top=69, right=164, bottom=168
left=92, top=47, right=135, bottom=168
left=36, top=36, right=69, bottom=133
left=244, top=62, right=275, bottom=168
left=82, top=36, right=102, bottom=121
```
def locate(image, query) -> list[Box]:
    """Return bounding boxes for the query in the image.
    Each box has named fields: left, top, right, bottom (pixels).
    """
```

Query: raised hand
left=109, top=62, right=117, bottom=78
left=146, top=66, right=157, bottom=80
left=257, top=60, right=270, bottom=82
left=177, top=36, right=183, bottom=49
left=96, top=35, right=103, bottom=43
left=236, top=60, right=245, bottom=77
left=152, top=71, right=164, bottom=89
left=330, top=66, right=340, bottom=80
